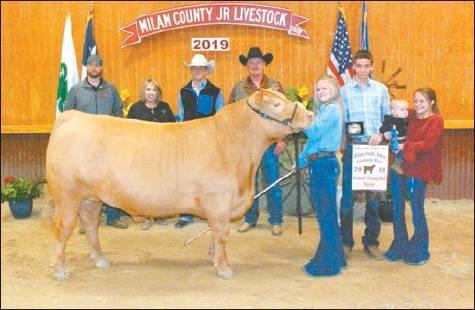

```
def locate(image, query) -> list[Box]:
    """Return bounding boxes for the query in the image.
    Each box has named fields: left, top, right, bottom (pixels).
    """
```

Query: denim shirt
left=341, top=79, right=390, bottom=142
left=176, top=80, right=225, bottom=121
left=297, top=102, right=343, bottom=169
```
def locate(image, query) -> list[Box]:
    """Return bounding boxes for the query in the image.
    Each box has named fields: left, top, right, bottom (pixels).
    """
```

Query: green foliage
left=1, top=176, right=45, bottom=203
left=285, top=87, right=300, bottom=102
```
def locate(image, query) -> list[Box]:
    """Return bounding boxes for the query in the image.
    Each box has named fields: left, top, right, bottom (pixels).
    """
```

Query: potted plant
left=1, top=176, right=45, bottom=219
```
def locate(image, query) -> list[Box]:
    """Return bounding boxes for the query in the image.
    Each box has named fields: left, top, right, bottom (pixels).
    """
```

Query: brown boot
left=109, top=219, right=128, bottom=229
left=237, top=223, right=255, bottom=233
left=141, top=218, right=153, bottom=230
left=271, top=225, right=282, bottom=236
left=343, top=246, right=352, bottom=259
left=154, top=218, right=168, bottom=226
left=364, top=246, right=384, bottom=260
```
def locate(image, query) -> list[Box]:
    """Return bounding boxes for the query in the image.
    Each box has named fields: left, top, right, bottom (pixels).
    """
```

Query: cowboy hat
left=239, top=47, right=273, bottom=65
left=184, top=54, right=215, bottom=73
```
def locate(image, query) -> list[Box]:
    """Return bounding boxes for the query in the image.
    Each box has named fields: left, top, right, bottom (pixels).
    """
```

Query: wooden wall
left=1, top=130, right=473, bottom=200
left=1, top=1, right=474, bottom=133
left=1, top=1, right=473, bottom=200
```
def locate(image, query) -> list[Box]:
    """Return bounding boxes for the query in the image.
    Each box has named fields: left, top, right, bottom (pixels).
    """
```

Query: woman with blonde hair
left=294, top=75, right=346, bottom=277
left=128, top=79, right=175, bottom=123
left=127, top=78, right=175, bottom=229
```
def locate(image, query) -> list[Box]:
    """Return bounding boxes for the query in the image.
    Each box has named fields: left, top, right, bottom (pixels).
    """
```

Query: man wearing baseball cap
left=64, top=54, right=129, bottom=230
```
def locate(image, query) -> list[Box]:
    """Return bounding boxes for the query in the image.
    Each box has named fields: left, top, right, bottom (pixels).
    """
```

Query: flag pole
left=294, top=133, right=302, bottom=235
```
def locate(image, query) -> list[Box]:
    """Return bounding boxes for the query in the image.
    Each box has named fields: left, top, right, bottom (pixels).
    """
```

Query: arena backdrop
left=1, top=1, right=473, bottom=132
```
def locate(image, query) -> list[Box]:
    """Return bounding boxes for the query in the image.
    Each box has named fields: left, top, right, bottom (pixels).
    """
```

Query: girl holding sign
left=384, top=87, right=444, bottom=265
left=294, top=76, right=346, bottom=277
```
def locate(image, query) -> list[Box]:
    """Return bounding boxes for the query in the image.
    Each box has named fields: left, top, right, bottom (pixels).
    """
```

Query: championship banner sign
left=120, top=2, right=310, bottom=48
left=352, top=145, right=389, bottom=191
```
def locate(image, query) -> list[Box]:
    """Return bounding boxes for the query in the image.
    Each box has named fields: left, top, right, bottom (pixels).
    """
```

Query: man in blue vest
left=175, top=54, right=225, bottom=229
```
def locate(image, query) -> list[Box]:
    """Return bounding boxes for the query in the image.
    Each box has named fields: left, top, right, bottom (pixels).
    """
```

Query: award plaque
left=345, top=121, right=364, bottom=136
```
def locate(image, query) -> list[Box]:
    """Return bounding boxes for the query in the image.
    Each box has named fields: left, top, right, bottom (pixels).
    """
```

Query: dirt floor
left=1, top=198, right=474, bottom=309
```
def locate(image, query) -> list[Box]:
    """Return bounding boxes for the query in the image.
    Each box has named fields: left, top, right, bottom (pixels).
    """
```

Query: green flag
left=56, top=13, right=79, bottom=118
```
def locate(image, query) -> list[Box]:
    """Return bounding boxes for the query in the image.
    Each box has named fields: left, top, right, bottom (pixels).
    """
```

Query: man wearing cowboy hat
left=175, top=54, right=225, bottom=229
left=229, top=47, right=287, bottom=236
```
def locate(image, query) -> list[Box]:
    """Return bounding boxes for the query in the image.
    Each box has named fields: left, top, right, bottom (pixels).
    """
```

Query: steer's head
left=247, top=86, right=314, bottom=137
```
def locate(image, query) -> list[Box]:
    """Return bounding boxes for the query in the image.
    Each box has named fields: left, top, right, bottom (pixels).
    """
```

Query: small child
left=379, top=99, right=409, bottom=174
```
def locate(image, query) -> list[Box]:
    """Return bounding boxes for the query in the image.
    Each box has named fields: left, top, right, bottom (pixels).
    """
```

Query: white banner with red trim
left=120, top=2, right=310, bottom=48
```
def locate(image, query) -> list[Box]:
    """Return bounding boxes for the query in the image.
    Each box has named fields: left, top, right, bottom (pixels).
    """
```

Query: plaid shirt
left=341, top=78, right=390, bottom=142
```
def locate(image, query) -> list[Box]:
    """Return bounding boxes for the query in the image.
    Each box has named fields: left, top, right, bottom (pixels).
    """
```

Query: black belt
left=307, top=152, right=336, bottom=161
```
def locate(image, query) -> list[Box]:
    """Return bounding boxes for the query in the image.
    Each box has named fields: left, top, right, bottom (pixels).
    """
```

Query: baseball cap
left=86, top=54, right=103, bottom=65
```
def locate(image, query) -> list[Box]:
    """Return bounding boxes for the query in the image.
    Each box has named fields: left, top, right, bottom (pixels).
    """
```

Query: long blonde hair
left=140, top=78, right=163, bottom=104
left=314, top=75, right=342, bottom=107
left=314, top=75, right=345, bottom=147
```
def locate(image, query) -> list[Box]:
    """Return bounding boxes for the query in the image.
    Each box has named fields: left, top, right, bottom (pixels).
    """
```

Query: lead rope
left=182, top=171, right=295, bottom=246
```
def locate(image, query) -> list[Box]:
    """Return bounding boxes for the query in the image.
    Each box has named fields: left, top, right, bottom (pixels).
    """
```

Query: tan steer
left=46, top=87, right=314, bottom=280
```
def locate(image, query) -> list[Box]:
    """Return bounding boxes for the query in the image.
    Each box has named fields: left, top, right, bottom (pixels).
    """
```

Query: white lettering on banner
left=120, top=3, right=310, bottom=48
left=160, top=14, right=171, bottom=28
left=138, top=15, right=171, bottom=33
left=352, top=145, right=389, bottom=191
left=173, top=8, right=214, bottom=26
left=233, top=7, right=287, bottom=27
left=216, top=7, right=230, bottom=21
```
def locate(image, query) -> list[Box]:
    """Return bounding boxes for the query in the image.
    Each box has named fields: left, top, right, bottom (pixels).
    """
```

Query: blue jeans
left=244, top=144, right=283, bottom=226
left=179, top=214, right=194, bottom=223
left=340, top=144, right=381, bottom=249
left=104, top=204, right=125, bottom=225
left=395, top=150, right=403, bottom=162
left=304, top=156, right=346, bottom=276
left=385, top=170, right=430, bottom=263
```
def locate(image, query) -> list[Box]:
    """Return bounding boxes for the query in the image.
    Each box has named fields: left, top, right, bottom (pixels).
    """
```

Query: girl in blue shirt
left=295, top=76, right=347, bottom=277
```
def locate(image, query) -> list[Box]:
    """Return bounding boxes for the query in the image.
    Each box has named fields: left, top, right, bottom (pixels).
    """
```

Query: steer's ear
left=253, top=88, right=263, bottom=104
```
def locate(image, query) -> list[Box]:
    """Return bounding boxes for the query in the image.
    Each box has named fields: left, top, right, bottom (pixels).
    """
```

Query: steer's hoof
left=95, top=257, right=111, bottom=269
left=217, top=268, right=233, bottom=280
left=53, top=270, right=70, bottom=280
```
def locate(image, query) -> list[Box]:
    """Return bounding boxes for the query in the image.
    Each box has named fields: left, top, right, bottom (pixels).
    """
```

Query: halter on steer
left=246, top=100, right=299, bottom=131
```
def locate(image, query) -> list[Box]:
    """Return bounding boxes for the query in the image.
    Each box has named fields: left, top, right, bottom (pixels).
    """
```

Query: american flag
left=327, top=5, right=353, bottom=86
